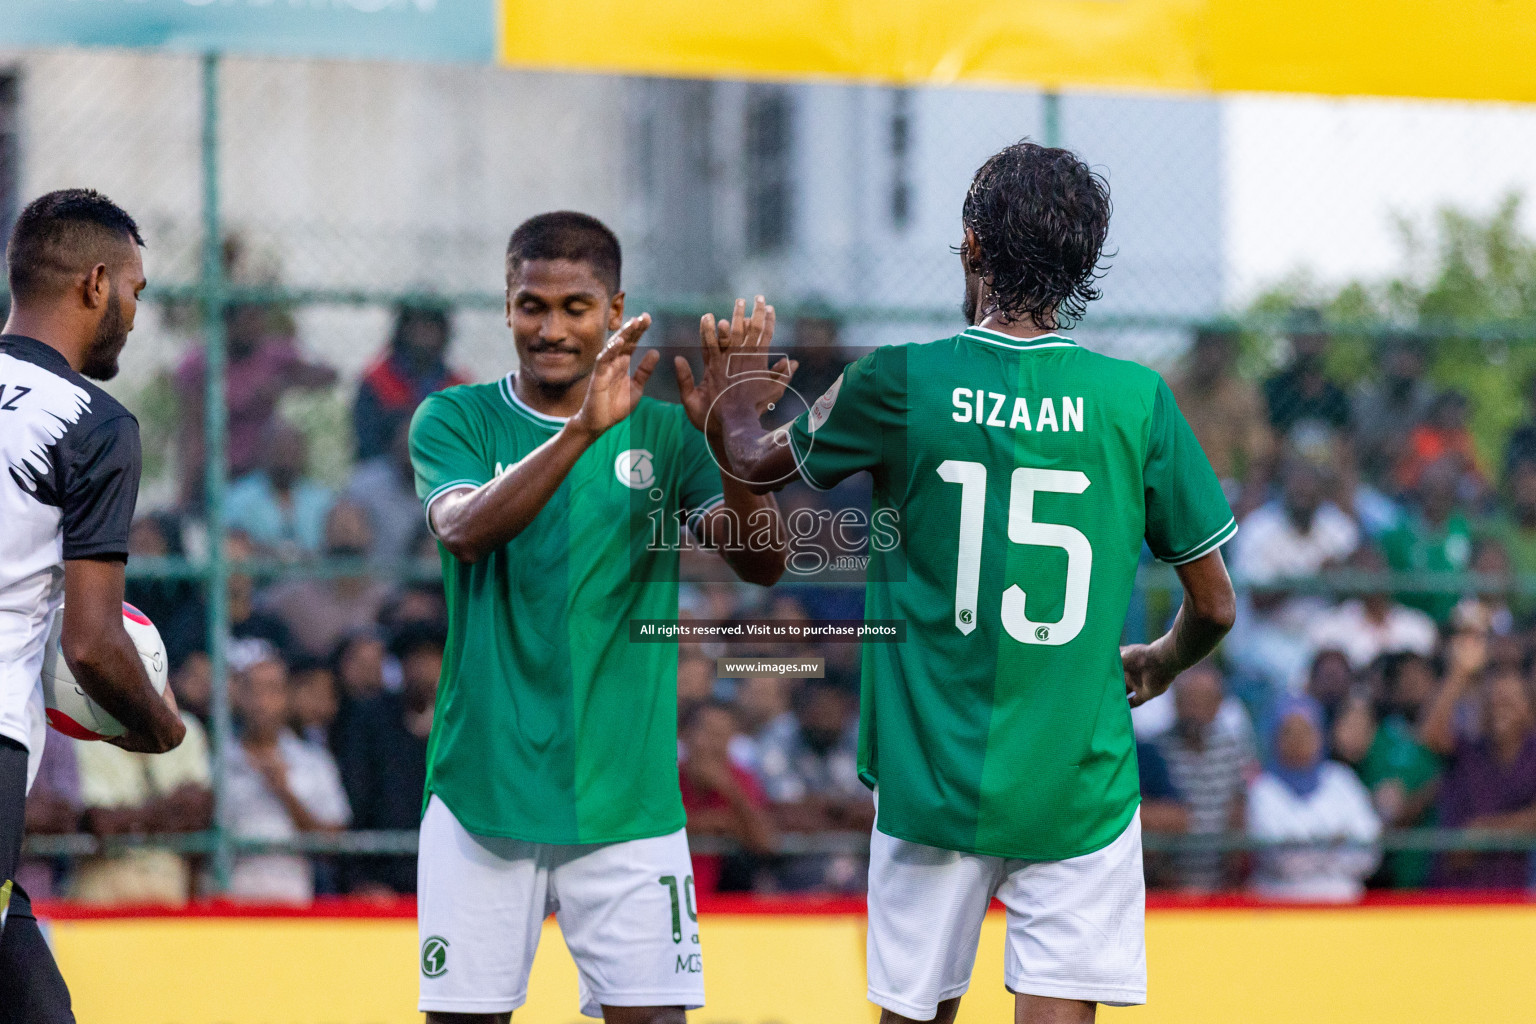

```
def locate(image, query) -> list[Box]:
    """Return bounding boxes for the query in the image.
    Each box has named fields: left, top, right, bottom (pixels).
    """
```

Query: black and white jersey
left=0, top=334, right=140, bottom=787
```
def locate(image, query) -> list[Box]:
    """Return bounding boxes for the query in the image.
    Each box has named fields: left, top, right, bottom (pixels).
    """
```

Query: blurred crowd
left=1136, top=312, right=1536, bottom=899
left=20, top=300, right=452, bottom=906
left=19, top=302, right=1536, bottom=905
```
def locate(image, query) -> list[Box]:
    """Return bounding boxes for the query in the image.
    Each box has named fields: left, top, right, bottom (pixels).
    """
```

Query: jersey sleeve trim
left=60, top=412, right=140, bottom=562
left=1159, top=517, right=1239, bottom=566
left=423, top=478, right=484, bottom=507
left=61, top=546, right=130, bottom=562
left=786, top=427, right=832, bottom=492
left=422, top=480, right=481, bottom=538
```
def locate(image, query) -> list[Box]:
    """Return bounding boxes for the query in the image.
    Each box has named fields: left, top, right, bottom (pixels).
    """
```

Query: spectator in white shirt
left=1229, top=458, right=1360, bottom=690
left=725, top=674, right=796, bottom=776
left=1247, top=696, right=1381, bottom=902
left=221, top=642, right=350, bottom=904
left=1308, top=545, right=1438, bottom=671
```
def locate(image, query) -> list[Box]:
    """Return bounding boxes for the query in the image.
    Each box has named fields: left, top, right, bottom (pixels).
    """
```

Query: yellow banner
left=498, top=0, right=1536, bottom=103
left=48, top=903, right=1536, bottom=1023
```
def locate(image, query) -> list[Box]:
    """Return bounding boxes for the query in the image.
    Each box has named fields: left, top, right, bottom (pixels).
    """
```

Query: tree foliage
left=1249, top=193, right=1536, bottom=473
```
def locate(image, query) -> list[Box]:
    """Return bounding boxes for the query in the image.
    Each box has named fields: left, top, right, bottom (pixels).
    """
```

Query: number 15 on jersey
left=937, top=461, right=1093, bottom=647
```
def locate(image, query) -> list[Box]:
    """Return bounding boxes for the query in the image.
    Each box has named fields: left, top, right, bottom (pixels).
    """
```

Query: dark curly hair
left=961, top=141, right=1112, bottom=329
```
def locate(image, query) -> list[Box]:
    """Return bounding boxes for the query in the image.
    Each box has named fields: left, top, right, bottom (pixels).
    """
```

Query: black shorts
left=0, top=734, right=74, bottom=1023
left=1, top=734, right=33, bottom=924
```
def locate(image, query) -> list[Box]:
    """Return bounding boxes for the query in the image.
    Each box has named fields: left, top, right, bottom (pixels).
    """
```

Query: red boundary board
left=33, top=890, right=1536, bottom=921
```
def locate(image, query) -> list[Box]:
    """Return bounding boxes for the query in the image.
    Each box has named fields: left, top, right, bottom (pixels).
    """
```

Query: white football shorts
left=417, top=794, right=706, bottom=1017
left=867, top=811, right=1146, bottom=1020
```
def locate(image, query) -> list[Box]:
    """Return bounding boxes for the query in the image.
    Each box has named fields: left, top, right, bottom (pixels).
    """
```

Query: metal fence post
left=1042, top=90, right=1062, bottom=149
left=200, top=51, right=234, bottom=892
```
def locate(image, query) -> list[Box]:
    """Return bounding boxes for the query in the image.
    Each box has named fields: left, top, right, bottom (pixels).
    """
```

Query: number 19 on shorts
left=659, top=874, right=697, bottom=944
left=937, top=461, right=1092, bottom=646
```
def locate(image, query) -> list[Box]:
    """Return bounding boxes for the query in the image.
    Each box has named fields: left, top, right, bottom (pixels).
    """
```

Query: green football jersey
left=410, top=375, right=724, bottom=844
left=788, top=326, right=1235, bottom=860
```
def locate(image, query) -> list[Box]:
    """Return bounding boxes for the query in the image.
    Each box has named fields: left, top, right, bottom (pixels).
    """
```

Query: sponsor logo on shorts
left=421, top=935, right=449, bottom=977
left=675, top=953, right=702, bottom=974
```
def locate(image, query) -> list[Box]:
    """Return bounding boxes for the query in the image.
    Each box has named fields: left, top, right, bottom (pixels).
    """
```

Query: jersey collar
left=499, top=373, right=568, bottom=429
left=960, top=326, right=1078, bottom=352
left=0, top=334, right=75, bottom=375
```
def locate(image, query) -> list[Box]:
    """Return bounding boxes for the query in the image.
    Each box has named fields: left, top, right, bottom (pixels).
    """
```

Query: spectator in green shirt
left=1381, top=456, right=1475, bottom=623
left=1333, top=653, right=1445, bottom=889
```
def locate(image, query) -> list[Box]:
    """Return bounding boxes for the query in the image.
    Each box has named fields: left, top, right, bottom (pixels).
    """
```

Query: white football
left=41, top=602, right=169, bottom=741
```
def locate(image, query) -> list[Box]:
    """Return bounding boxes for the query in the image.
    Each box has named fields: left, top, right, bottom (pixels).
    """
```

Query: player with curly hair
left=686, top=140, right=1239, bottom=1023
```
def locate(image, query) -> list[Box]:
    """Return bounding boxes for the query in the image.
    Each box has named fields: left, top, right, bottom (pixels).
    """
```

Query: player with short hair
left=410, top=211, right=789, bottom=1024
left=1, top=189, right=186, bottom=1022
left=690, top=142, right=1238, bottom=1023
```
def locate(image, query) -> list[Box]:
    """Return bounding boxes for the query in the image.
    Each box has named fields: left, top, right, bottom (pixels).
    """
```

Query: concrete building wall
left=1, top=50, right=633, bottom=382
left=643, top=82, right=1225, bottom=359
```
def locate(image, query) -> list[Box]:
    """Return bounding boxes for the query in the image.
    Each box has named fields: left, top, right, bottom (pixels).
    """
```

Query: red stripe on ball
left=46, top=708, right=108, bottom=742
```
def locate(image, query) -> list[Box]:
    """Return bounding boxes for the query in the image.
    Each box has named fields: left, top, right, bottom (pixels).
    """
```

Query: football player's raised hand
left=572, top=314, right=658, bottom=439
left=677, top=296, right=795, bottom=439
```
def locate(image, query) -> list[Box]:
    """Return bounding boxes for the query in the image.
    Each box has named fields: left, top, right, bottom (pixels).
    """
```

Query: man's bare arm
left=1139, top=800, right=1190, bottom=834
left=1122, top=551, right=1237, bottom=707
left=695, top=478, right=788, bottom=587
left=432, top=425, right=607, bottom=564
left=1418, top=630, right=1485, bottom=756
left=62, top=559, right=185, bottom=754
left=718, top=422, right=801, bottom=494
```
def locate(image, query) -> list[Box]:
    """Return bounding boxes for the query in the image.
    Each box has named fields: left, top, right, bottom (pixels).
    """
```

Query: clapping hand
left=570, top=314, right=659, bottom=439
left=676, top=296, right=796, bottom=439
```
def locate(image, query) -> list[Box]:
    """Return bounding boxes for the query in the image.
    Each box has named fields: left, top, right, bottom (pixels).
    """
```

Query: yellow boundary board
left=498, top=0, right=1536, bottom=104
left=49, top=904, right=1536, bottom=1023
